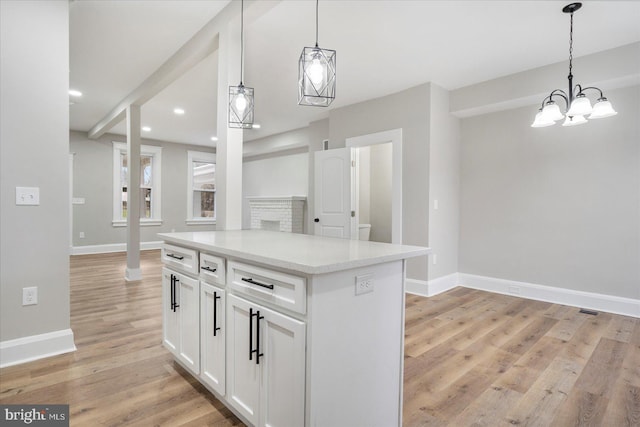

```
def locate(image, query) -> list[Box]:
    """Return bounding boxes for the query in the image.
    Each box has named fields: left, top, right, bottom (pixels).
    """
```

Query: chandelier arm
left=577, top=86, right=605, bottom=98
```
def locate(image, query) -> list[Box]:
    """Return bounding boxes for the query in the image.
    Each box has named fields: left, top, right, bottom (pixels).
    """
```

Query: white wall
left=0, top=1, right=71, bottom=341
left=368, top=143, right=393, bottom=243
left=459, top=84, right=640, bottom=300
left=242, top=152, right=309, bottom=230
left=358, top=146, right=371, bottom=224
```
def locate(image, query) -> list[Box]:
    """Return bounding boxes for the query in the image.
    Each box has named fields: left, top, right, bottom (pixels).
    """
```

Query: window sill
left=112, top=219, right=163, bottom=227
left=186, top=219, right=216, bottom=226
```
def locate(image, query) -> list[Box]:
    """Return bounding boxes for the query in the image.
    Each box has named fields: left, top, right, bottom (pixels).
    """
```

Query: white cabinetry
left=227, top=294, right=305, bottom=427
left=162, top=267, right=200, bottom=374
left=200, top=282, right=226, bottom=395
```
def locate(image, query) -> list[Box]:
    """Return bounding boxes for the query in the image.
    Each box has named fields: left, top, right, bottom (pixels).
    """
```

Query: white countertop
left=158, top=230, right=429, bottom=275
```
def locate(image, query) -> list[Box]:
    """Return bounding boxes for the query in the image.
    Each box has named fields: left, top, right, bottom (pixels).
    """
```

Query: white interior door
left=314, top=148, right=355, bottom=239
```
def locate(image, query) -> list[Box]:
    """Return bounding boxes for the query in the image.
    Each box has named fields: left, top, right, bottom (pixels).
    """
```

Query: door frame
left=346, top=128, right=402, bottom=244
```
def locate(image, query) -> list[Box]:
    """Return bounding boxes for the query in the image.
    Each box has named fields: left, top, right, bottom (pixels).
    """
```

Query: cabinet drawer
left=228, top=261, right=306, bottom=315
left=162, top=243, right=198, bottom=275
left=200, top=253, right=226, bottom=286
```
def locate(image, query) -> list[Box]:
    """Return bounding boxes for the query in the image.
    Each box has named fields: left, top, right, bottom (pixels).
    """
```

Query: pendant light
left=229, top=0, right=254, bottom=128
left=531, top=3, right=617, bottom=128
left=298, top=0, right=336, bottom=107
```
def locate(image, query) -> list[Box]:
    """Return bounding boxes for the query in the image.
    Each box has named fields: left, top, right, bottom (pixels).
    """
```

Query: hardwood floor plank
left=573, top=338, right=628, bottom=399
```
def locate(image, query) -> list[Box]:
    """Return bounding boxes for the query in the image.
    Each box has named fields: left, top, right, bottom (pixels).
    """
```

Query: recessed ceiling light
left=142, top=126, right=151, bottom=132
left=174, top=108, right=185, bottom=115
left=211, top=136, right=218, bottom=141
left=252, top=123, right=261, bottom=129
left=69, top=89, right=83, bottom=97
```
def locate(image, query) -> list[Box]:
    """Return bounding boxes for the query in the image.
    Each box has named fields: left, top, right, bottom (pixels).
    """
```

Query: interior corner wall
left=369, top=143, right=393, bottom=243
left=459, top=84, right=640, bottom=300
left=328, top=84, right=431, bottom=281
left=0, top=0, right=70, bottom=340
left=427, top=83, right=461, bottom=280
left=69, top=131, right=216, bottom=247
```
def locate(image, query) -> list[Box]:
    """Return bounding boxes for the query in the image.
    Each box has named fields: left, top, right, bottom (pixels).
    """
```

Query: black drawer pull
left=242, top=277, right=274, bottom=290
left=202, top=266, right=217, bottom=273
left=167, top=253, right=184, bottom=260
left=249, top=308, right=264, bottom=364
left=213, top=292, right=221, bottom=337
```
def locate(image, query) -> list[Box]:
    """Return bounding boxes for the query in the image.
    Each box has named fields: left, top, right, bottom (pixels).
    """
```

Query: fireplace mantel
left=247, top=196, right=306, bottom=233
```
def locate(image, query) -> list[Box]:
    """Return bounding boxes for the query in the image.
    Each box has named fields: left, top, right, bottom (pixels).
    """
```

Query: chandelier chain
left=240, top=0, right=244, bottom=85
left=315, top=0, right=319, bottom=47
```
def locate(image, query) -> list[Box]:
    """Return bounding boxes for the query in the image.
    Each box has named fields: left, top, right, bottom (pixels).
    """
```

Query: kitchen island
left=158, top=230, right=429, bottom=427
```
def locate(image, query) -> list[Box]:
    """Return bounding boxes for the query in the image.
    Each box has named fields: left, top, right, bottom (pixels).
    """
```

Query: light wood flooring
left=1, top=251, right=638, bottom=426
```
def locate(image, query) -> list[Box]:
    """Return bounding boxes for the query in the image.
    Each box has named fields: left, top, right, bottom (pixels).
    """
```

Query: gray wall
left=70, top=131, right=216, bottom=247
left=459, top=85, right=640, bottom=300
left=358, top=146, right=371, bottom=225
left=428, top=83, right=461, bottom=280
left=1, top=1, right=70, bottom=341
left=329, top=84, right=431, bottom=280
left=242, top=151, right=309, bottom=230
left=368, top=143, right=393, bottom=243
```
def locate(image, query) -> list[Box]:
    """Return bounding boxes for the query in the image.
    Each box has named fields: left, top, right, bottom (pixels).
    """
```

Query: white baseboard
left=406, top=273, right=459, bottom=297
left=71, top=240, right=163, bottom=255
left=0, top=329, right=76, bottom=368
left=458, top=273, right=640, bottom=318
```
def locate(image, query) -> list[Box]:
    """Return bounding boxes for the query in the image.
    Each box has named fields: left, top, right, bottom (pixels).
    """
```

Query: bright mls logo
left=1, top=405, right=69, bottom=426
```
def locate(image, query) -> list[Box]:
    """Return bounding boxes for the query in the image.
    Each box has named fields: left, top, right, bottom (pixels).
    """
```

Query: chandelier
left=229, top=0, right=254, bottom=128
left=531, top=3, right=617, bottom=128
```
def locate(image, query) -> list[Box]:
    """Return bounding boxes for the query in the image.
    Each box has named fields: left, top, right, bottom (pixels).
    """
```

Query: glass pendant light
left=589, top=97, right=618, bottom=119
left=229, top=0, right=254, bottom=128
left=531, top=109, right=555, bottom=127
left=532, top=3, right=617, bottom=128
left=298, top=0, right=336, bottom=107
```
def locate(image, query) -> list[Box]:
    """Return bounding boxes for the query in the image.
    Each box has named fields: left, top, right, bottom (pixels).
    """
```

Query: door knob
left=314, top=218, right=320, bottom=223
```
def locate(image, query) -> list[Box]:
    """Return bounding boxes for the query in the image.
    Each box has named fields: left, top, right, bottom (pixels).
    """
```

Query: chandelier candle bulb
left=531, top=3, right=617, bottom=128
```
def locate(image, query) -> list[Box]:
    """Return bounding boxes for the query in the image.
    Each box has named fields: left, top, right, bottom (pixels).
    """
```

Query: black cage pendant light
left=531, top=2, right=617, bottom=128
left=298, top=0, right=336, bottom=107
left=229, top=0, right=254, bottom=128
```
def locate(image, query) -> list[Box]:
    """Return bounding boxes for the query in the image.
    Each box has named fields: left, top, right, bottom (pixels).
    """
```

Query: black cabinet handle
left=170, top=274, right=175, bottom=311
left=173, top=276, right=180, bottom=312
left=249, top=308, right=264, bottom=364
left=314, top=218, right=320, bottom=223
left=242, top=277, right=274, bottom=290
left=167, top=253, right=184, bottom=260
left=213, top=292, right=221, bottom=337
left=202, top=266, right=217, bottom=273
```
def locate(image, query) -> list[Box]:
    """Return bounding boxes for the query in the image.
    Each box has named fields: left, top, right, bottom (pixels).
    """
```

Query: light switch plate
left=16, top=187, right=40, bottom=205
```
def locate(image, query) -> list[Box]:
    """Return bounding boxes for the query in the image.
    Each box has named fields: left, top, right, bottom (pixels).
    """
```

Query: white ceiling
left=69, top=1, right=640, bottom=146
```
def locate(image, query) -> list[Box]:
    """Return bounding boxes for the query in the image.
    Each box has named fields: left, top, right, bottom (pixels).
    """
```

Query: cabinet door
left=226, top=295, right=260, bottom=426
left=201, top=282, right=225, bottom=395
left=162, top=268, right=179, bottom=355
left=177, top=273, right=200, bottom=374
left=260, top=306, right=306, bottom=427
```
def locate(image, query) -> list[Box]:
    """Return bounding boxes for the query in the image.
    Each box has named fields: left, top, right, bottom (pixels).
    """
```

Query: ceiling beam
left=88, top=0, right=280, bottom=139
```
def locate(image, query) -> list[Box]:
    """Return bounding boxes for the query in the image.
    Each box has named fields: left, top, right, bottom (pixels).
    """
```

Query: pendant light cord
left=315, top=0, right=319, bottom=48
left=240, top=0, right=244, bottom=85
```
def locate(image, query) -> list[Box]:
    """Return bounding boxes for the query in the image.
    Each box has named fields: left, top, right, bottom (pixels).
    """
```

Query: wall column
left=215, top=18, right=243, bottom=230
left=125, top=104, right=142, bottom=281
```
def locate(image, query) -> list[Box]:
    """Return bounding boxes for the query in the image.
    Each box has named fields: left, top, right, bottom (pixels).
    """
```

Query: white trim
left=458, top=273, right=640, bottom=318
left=113, top=142, right=163, bottom=224
left=186, top=219, right=216, bottom=226
left=346, top=128, right=402, bottom=244
left=0, top=329, right=76, bottom=368
left=405, top=273, right=459, bottom=297
left=71, top=240, right=163, bottom=255
left=125, top=268, right=142, bottom=281
left=112, top=219, right=163, bottom=227
left=187, top=150, right=216, bottom=222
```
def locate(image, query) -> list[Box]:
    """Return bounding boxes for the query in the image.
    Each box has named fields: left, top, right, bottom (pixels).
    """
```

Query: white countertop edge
left=158, top=231, right=430, bottom=275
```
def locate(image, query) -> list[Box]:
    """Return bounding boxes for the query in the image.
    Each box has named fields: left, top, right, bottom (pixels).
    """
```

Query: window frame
left=186, top=150, right=216, bottom=225
left=112, top=142, right=163, bottom=227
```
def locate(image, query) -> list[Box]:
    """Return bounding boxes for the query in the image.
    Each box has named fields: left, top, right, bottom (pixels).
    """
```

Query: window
left=187, top=151, right=216, bottom=225
left=112, top=142, right=162, bottom=226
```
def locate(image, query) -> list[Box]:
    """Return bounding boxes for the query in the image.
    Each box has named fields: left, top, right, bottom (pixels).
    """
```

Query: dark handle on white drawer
left=242, top=277, right=274, bottom=290
left=202, top=266, right=217, bottom=273
left=167, top=253, right=184, bottom=260
left=173, top=276, right=180, bottom=311
left=170, top=274, right=175, bottom=311
left=213, top=292, right=221, bottom=337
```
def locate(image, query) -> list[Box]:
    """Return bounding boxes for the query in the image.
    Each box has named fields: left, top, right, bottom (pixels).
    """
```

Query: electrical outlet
left=432, top=254, right=437, bottom=265
left=79, top=231, right=85, bottom=239
left=23, top=287, right=38, bottom=306
left=355, top=274, right=374, bottom=295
